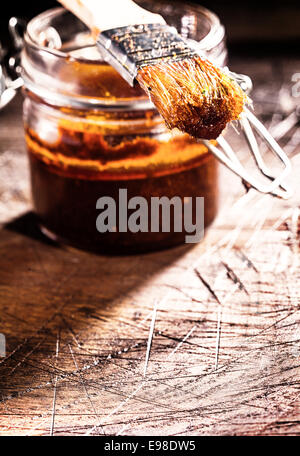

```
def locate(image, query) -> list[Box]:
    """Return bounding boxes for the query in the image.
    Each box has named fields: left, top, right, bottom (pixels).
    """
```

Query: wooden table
left=0, top=56, right=299, bottom=436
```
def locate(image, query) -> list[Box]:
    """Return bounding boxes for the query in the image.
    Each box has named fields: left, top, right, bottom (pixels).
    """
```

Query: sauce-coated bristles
left=137, top=56, right=247, bottom=140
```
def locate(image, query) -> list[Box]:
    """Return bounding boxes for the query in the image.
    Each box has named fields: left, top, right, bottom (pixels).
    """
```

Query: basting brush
left=57, top=0, right=291, bottom=198
left=58, top=0, right=246, bottom=140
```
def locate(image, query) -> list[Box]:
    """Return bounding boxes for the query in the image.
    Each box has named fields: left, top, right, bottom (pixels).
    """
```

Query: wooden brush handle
left=58, top=0, right=166, bottom=34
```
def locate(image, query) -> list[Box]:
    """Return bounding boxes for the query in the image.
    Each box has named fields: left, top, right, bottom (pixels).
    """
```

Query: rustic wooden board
left=0, top=57, right=299, bottom=436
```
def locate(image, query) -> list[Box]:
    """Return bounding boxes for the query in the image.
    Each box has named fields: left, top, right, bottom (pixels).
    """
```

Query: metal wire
left=203, top=72, right=292, bottom=199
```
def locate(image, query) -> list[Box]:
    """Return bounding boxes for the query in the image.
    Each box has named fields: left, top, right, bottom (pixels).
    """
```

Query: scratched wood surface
left=0, top=56, right=299, bottom=436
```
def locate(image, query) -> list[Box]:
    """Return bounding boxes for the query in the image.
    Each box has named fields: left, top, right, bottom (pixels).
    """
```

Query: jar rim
left=25, top=3, right=223, bottom=61
left=23, top=3, right=225, bottom=111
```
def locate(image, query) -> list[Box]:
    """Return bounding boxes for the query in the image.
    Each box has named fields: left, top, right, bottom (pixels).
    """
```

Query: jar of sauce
left=22, top=2, right=227, bottom=253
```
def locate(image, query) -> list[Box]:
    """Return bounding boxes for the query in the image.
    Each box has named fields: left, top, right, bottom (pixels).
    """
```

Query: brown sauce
left=25, top=64, right=219, bottom=253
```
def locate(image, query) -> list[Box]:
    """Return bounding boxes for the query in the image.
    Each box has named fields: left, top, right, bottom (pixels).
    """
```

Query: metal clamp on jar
left=0, top=17, right=24, bottom=110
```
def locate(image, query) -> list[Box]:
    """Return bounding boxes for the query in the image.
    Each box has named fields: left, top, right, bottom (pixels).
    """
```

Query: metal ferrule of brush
left=96, top=23, right=196, bottom=87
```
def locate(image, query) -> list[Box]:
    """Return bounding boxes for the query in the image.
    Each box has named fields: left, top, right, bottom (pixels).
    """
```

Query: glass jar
left=22, top=1, right=227, bottom=253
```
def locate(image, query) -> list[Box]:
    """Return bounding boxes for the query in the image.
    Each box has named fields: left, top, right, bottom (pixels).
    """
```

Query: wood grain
left=0, top=56, right=299, bottom=436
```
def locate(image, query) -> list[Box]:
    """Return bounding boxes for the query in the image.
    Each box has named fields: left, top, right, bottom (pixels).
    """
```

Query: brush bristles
left=137, top=56, right=247, bottom=140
